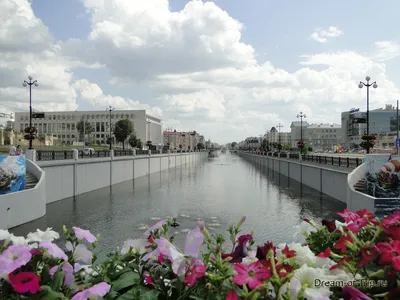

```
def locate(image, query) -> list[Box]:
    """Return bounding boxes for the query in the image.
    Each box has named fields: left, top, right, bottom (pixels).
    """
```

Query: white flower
left=121, top=239, right=147, bottom=255
left=291, top=265, right=332, bottom=299
left=27, top=228, right=59, bottom=243
left=0, top=229, right=11, bottom=241
left=66, top=242, right=92, bottom=264
left=242, top=250, right=258, bottom=265
left=10, top=234, right=27, bottom=245
left=293, top=221, right=317, bottom=243
left=315, top=256, right=335, bottom=269
left=280, top=243, right=316, bottom=267
left=335, top=220, right=347, bottom=232
left=324, top=268, right=354, bottom=282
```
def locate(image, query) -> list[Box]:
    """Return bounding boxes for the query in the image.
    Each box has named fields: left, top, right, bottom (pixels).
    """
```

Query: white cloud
left=373, top=41, right=400, bottom=62
left=310, top=26, right=343, bottom=43
left=1, top=0, right=400, bottom=143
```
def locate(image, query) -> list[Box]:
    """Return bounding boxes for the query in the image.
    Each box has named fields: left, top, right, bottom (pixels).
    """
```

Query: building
left=13, top=110, right=162, bottom=148
left=163, top=130, right=200, bottom=150
left=264, top=127, right=291, bottom=147
left=290, top=121, right=310, bottom=147
left=341, top=104, right=399, bottom=149
left=304, top=123, right=341, bottom=151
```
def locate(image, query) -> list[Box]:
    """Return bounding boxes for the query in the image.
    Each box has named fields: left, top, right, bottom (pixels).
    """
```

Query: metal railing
left=244, top=151, right=362, bottom=168
left=35, top=149, right=206, bottom=161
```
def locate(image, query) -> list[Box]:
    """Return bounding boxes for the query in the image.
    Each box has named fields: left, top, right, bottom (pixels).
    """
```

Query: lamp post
left=358, top=76, right=378, bottom=154
left=297, top=112, right=306, bottom=154
left=106, top=106, right=114, bottom=150
left=277, top=123, right=283, bottom=152
left=22, top=76, right=39, bottom=149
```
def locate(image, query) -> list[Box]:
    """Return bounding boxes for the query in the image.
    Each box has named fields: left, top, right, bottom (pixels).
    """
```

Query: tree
left=261, top=139, right=267, bottom=150
left=114, top=119, right=133, bottom=150
left=38, top=134, right=46, bottom=144
left=231, top=142, right=238, bottom=149
left=197, top=143, right=205, bottom=150
left=128, top=134, right=138, bottom=148
left=136, top=139, right=143, bottom=149
left=76, top=119, right=94, bottom=141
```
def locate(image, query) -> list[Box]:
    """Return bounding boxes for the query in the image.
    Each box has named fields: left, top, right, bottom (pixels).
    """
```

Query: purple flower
left=72, top=282, right=110, bottom=300
left=184, top=227, right=204, bottom=257
left=197, top=219, right=205, bottom=230
left=144, top=219, right=168, bottom=235
left=40, top=241, right=68, bottom=261
left=72, top=227, right=97, bottom=243
left=0, top=245, right=32, bottom=274
left=49, top=263, right=74, bottom=286
left=143, top=238, right=183, bottom=262
left=66, top=242, right=92, bottom=264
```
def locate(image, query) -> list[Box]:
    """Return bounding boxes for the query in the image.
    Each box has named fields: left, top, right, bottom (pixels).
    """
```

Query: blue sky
left=2, top=0, right=400, bottom=143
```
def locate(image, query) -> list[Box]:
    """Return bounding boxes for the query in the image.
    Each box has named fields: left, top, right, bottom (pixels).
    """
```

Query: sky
left=1, top=0, right=400, bottom=144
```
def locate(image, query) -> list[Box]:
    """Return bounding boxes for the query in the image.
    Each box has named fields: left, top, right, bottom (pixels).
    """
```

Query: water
left=11, top=152, right=345, bottom=255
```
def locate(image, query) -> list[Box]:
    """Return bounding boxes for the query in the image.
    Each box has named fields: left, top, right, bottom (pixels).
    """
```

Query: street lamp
left=106, top=105, right=115, bottom=150
left=277, top=123, right=283, bottom=153
left=22, top=76, right=39, bottom=149
left=358, top=76, right=378, bottom=154
left=297, top=112, right=306, bottom=154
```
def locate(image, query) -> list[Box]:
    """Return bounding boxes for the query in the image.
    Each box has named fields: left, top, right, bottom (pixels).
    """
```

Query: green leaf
left=139, top=290, right=160, bottom=300
left=112, top=271, right=140, bottom=292
left=110, top=267, right=134, bottom=280
left=116, top=289, right=136, bottom=300
left=50, top=270, right=65, bottom=292
left=189, top=296, right=204, bottom=300
left=41, top=265, right=52, bottom=284
left=39, top=286, right=65, bottom=300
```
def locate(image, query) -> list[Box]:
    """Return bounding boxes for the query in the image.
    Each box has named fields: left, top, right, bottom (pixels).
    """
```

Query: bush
left=0, top=209, right=399, bottom=299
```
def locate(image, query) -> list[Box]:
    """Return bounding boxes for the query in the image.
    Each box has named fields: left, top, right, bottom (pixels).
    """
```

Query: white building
left=13, top=110, right=162, bottom=148
left=264, top=127, right=291, bottom=146
left=304, top=123, right=341, bottom=151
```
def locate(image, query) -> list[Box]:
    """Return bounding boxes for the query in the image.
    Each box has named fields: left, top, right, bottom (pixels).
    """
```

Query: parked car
left=83, top=148, right=95, bottom=156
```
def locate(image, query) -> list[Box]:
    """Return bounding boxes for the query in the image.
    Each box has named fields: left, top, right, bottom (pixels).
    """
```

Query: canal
left=11, top=152, right=345, bottom=254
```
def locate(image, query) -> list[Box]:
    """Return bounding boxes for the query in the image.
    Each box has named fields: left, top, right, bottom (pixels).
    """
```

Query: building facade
left=13, top=110, right=162, bottom=148
left=264, top=127, right=291, bottom=146
left=163, top=130, right=200, bottom=150
left=304, top=123, right=341, bottom=151
left=290, top=121, right=309, bottom=147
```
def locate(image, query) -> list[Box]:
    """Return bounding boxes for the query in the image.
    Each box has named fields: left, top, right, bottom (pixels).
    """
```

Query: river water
left=11, top=152, right=345, bottom=255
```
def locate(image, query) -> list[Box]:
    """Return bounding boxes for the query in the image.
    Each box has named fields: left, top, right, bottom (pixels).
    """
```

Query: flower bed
left=0, top=209, right=399, bottom=299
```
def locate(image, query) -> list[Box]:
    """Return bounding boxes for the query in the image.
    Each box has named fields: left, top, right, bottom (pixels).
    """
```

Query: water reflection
left=11, top=153, right=345, bottom=255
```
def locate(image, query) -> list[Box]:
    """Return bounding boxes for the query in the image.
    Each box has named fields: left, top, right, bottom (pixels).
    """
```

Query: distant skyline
left=1, top=0, right=400, bottom=143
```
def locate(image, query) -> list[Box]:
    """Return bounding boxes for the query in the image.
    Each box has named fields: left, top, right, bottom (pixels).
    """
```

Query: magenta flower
left=40, top=241, right=68, bottom=261
left=72, top=227, right=97, bottom=243
left=232, top=261, right=271, bottom=290
left=184, top=261, right=206, bottom=287
left=143, top=238, right=183, bottom=262
left=342, top=286, right=372, bottom=300
left=49, top=262, right=74, bottom=286
left=184, top=227, right=204, bottom=257
left=338, top=209, right=359, bottom=223
left=226, top=289, right=239, bottom=300
left=9, top=272, right=41, bottom=294
left=144, top=219, right=168, bottom=235
left=347, top=218, right=368, bottom=233
left=0, top=245, right=32, bottom=274
left=71, top=282, right=110, bottom=300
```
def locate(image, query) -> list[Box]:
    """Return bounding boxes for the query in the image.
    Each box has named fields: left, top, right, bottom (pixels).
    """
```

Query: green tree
left=230, top=141, right=238, bottom=149
left=136, top=139, right=143, bottom=149
left=128, top=134, right=138, bottom=148
left=114, top=119, right=133, bottom=150
left=76, top=119, right=94, bottom=141
left=38, top=134, right=46, bottom=143
left=197, top=143, right=205, bottom=150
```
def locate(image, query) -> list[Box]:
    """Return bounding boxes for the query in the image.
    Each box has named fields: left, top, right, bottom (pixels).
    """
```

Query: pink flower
left=72, top=227, right=97, bottom=243
left=72, top=282, right=110, bottom=300
left=317, top=248, right=331, bottom=258
left=184, top=260, right=207, bottom=287
left=376, top=240, right=400, bottom=271
left=333, top=235, right=353, bottom=254
left=142, top=238, right=182, bottom=262
left=232, top=261, right=271, bottom=290
left=66, top=242, right=93, bottom=264
left=144, top=219, right=168, bottom=235
left=40, top=241, right=68, bottom=261
left=9, top=272, right=41, bottom=294
left=49, top=263, right=74, bottom=286
left=184, top=226, right=204, bottom=257
left=226, top=289, right=239, bottom=300
left=347, top=218, right=368, bottom=233
left=338, top=209, right=359, bottom=223
left=342, top=286, right=372, bottom=300
left=0, top=245, right=32, bottom=274
left=383, top=211, right=400, bottom=226
left=144, top=274, right=154, bottom=285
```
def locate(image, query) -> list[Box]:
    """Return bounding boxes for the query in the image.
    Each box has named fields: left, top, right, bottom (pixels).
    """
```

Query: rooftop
left=306, top=123, right=341, bottom=129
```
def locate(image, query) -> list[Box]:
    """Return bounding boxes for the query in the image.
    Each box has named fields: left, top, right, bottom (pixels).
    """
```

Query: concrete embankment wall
left=238, top=152, right=348, bottom=203
left=38, top=152, right=208, bottom=204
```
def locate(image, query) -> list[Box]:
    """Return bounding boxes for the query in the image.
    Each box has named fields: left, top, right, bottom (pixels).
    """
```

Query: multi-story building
left=13, top=110, right=162, bottom=148
left=290, top=121, right=310, bottom=147
left=341, top=104, right=398, bottom=149
left=304, top=123, right=341, bottom=151
left=163, top=130, right=200, bottom=150
left=264, top=127, right=291, bottom=146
